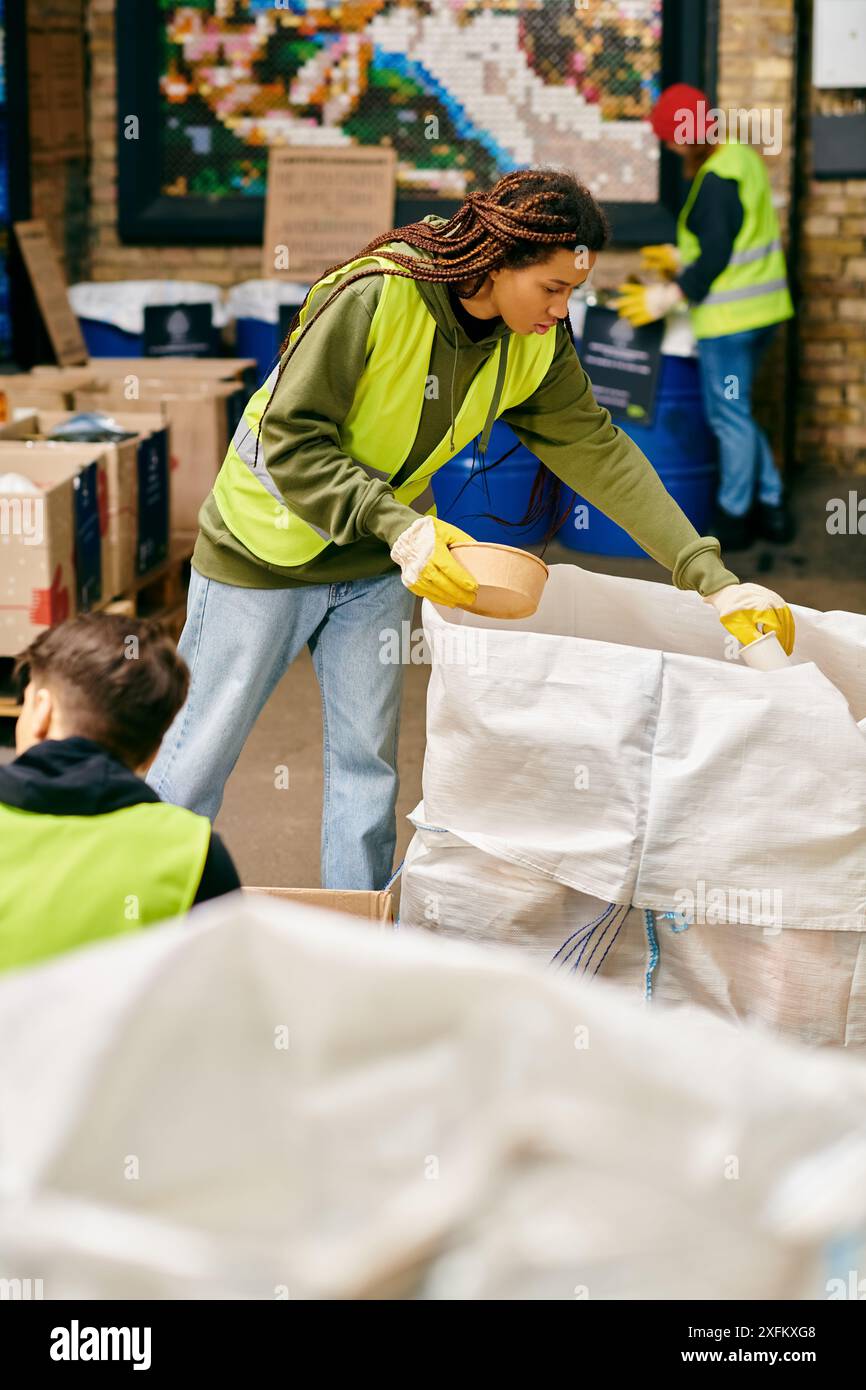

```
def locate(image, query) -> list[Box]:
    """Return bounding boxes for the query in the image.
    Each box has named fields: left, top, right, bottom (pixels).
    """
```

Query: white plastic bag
left=68, top=280, right=228, bottom=333
left=225, top=278, right=310, bottom=325
left=1, top=893, right=866, bottom=1299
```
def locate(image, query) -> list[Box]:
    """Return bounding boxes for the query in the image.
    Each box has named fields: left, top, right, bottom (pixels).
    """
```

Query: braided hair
left=266, top=167, right=611, bottom=548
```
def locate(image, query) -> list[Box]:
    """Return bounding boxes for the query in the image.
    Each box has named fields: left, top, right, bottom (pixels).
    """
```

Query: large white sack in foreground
left=399, top=565, right=866, bottom=1043
left=1, top=892, right=866, bottom=1300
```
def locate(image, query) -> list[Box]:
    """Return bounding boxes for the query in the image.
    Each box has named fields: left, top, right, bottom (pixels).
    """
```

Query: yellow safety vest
left=0, top=800, right=212, bottom=972
left=213, top=251, right=558, bottom=566
left=677, top=141, right=794, bottom=340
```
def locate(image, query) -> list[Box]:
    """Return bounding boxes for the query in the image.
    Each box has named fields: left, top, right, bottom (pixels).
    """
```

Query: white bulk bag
left=399, top=564, right=866, bottom=1042
left=1, top=892, right=866, bottom=1300
left=68, top=280, right=229, bottom=334
left=225, top=278, right=310, bottom=325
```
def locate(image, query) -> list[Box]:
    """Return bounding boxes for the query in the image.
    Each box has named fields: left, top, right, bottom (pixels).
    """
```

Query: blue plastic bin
left=235, top=317, right=282, bottom=383
left=227, top=281, right=310, bottom=382
left=79, top=320, right=144, bottom=357
left=433, top=420, right=557, bottom=545
left=557, top=352, right=718, bottom=558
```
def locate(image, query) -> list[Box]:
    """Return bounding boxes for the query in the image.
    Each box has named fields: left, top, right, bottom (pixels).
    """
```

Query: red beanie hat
left=649, top=83, right=711, bottom=143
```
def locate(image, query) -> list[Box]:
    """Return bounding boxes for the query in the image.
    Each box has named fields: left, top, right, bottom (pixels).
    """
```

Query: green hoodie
left=194, top=218, right=739, bottom=596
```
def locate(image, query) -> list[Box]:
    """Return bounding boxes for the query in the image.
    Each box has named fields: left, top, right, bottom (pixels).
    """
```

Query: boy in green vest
left=613, top=84, right=795, bottom=551
left=0, top=613, right=240, bottom=973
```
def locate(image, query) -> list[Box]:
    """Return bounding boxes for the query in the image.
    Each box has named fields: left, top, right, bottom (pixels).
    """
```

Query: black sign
left=136, top=427, right=170, bottom=577
left=72, top=461, right=102, bottom=610
left=143, top=302, right=215, bottom=357
left=578, top=305, right=664, bottom=428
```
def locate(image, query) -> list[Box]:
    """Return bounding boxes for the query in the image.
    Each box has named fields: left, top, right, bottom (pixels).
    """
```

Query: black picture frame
left=117, top=0, right=718, bottom=249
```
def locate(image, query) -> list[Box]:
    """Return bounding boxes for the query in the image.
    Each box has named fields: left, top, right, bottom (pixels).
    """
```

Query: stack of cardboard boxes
left=0, top=357, right=255, bottom=657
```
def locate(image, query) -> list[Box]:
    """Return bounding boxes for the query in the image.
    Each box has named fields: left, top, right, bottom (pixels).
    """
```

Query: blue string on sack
left=644, top=909, right=660, bottom=1000
left=551, top=902, right=628, bottom=978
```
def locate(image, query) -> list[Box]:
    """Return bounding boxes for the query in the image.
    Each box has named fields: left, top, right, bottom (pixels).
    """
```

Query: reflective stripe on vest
left=212, top=251, right=558, bottom=567
left=727, top=237, right=783, bottom=267
left=677, top=142, right=794, bottom=340
left=0, top=800, right=212, bottom=972
left=701, top=276, right=789, bottom=306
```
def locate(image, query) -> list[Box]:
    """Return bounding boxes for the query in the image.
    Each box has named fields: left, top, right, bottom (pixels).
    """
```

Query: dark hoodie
left=0, top=737, right=240, bottom=904
left=193, top=215, right=739, bottom=598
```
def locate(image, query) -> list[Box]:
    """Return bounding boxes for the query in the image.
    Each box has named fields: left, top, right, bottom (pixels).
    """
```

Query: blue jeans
left=147, top=566, right=416, bottom=890
left=696, top=323, right=784, bottom=516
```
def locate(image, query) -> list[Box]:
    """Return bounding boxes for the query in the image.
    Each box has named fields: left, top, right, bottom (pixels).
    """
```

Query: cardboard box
left=245, top=887, right=394, bottom=925
left=21, top=367, right=99, bottom=392
left=0, top=410, right=171, bottom=583
left=0, top=374, right=94, bottom=421
left=0, top=419, right=139, bottom=599
left=0, top=443, right=107, bottom=613
left=33, top=359, right=257, bottom=401
left=0, top=446, right=107, bottom=656
left=88, top=412, right=171, bottom=579
left=75, top=379, right=243, bottom=534
left=0, top=468, right=74, bottom=658
left=61, top=357, right=257, bottom=382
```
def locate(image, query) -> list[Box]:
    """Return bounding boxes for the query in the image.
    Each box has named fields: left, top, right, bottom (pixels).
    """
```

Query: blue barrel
left=236, top=317, right=282, bottom=383
left=557, top=353, right=718, bottom=558
left=433, top=420, right=557, bottom=544
left=79, top=319, right=144, bottom=356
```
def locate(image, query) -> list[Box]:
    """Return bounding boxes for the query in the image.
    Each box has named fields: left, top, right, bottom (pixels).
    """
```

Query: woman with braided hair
left=148, top=166, right=794, bottom=890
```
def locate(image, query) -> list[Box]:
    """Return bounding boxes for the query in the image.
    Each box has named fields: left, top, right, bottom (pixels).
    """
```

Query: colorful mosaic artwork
left=160, top=0, right=664, bottom=205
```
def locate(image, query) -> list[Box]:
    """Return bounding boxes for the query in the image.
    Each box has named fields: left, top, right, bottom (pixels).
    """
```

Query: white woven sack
left=2, top=893, right=866, bottom=1300
left=399, top=564, right=866, bottom=1042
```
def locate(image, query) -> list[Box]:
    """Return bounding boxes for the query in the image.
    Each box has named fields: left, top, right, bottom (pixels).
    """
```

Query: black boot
left=754, top=496, right=796, bottom=544
left=711, top=504, right=753, bottom=551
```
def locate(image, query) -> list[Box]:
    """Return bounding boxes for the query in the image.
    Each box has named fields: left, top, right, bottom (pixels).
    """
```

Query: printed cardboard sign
left=262, top=145, right=396, bottom=283
left=13, top=220, right=89, bottom=366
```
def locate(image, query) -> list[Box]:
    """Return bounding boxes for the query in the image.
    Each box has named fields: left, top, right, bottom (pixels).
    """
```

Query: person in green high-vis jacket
left=148, top=167, right=796, bottom=892
left=613, top=84, right=796, bottom=551
left=0, top=614, right=240, bottom=974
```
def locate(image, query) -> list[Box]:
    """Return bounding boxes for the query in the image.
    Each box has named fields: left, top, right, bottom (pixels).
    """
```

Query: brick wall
left=713, top=0, right=798, bottom=472
left=27, top=0, right=89, bottom=281
left=795, top=0, right=866, bottom=474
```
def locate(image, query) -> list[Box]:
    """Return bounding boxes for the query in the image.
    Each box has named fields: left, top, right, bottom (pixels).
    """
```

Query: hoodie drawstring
left=448, top=336, right=459, bottom=455
left=478, top=336, right=509, bottom=466
left=449, top=331, right=510, bottom=464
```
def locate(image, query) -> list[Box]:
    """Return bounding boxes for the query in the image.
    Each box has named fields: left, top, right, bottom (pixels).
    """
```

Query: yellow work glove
left=702, top=582, right=796, bottom=655
left=640, top=243, right=682, bottom=278
left=611, top=281, right=685, bottom=326
left=389, top=516, right=478, bottom=608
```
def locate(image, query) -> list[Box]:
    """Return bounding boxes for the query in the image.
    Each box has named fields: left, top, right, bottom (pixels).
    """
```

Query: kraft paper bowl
left=448, top=542, right=549, bottom=619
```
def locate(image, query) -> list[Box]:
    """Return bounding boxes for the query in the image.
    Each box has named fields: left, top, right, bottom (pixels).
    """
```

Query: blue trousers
left=147, top=566, right=416, bottom=891
left=696, top=323, right=784, bottom=517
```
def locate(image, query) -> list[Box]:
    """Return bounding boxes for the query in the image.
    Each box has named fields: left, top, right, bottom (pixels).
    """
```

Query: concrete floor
left=215, top=469, right=866, bottom=894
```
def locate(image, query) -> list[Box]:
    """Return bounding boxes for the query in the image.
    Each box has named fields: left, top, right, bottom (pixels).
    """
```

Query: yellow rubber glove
left=611, top=282, right=685, bottom=326
left=702, top=583, right=796, bottom=655
left=390, top=516, right=479, bottom=608
left=640, top=243, right=681, bottom=278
